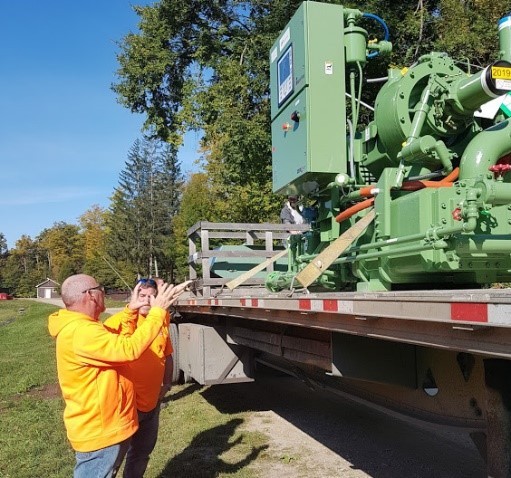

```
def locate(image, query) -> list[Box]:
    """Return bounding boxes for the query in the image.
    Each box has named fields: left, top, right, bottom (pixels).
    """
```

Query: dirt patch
left=204, top=371, right=487, bottom=478
left=0, top=383, right=61, bottom=412
left=243, top=410, right=356, bottom=478
left=25, top=382, right=61, bottom=399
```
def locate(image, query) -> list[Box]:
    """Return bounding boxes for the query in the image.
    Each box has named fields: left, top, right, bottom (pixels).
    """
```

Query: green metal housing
left=270, top=1, right=347, bottom=195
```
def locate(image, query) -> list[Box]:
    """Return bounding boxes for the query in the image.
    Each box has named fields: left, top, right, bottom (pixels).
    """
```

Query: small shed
left=35, top=278, right=60, bottom=299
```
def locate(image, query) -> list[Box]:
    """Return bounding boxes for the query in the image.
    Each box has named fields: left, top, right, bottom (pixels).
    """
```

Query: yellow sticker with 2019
left=492, top=66, right=511, bottom=79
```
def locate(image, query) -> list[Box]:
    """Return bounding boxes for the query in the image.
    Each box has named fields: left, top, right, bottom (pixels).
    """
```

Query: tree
left=433, top=0, right=509, bottom=67
left=171, top=172, right=217, bottom=280
left=78, top=205, right=120, bottom=288
left=151, top=142, right=183, bottom=279
left=112, top=0, right=302, bottom=223
left=108, top=138, right=150, bottom=273
left=0, top=233, right=7, bottom=256
left=107, top=137, right=183, bottom=280
left=37, top=223, right=84, bottom=284
left=1, top=235, right=47, bottom=297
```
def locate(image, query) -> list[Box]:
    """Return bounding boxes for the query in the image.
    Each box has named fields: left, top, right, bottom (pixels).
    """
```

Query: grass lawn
left=0, top=300, right=73, bottom=477
left=0, top=299, right=270, bottom=478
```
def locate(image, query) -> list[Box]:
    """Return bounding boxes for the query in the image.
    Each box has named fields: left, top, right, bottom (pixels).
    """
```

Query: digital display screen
left=277, top=45, right=293, bottom=106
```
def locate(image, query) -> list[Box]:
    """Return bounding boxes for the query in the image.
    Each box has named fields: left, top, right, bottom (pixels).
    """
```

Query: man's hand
left=127, top=282, right=151, bottom=311
left=152, top=280, right=192, bottom=309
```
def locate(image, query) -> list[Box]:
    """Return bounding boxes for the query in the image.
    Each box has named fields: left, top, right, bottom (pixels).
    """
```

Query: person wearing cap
left=48, top=274, right=188, bottom=478
left=103, top=277, right=178, bottom=478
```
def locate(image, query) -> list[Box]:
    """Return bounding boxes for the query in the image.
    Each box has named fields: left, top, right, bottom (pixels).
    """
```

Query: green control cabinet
left=270, top=1, right=347, bottom=195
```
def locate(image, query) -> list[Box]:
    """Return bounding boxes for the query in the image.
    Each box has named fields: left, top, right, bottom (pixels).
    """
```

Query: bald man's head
left=61, top=275, right=106, bottom=320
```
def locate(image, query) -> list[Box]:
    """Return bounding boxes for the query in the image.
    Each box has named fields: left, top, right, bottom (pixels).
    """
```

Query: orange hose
left=420, top=180, right=453, bottom=188
left=335, top=168, right=459, bottom=224
left=442, top=167, right=459, bottom=182
left=359, top=186, right=377, bottom=197
left=402, top=167, right=459, bottom=190
left=335, top=198, right=374, bottom=223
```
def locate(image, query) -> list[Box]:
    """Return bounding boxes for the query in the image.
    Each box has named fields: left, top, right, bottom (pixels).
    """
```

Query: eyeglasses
left=82, top=285, right=105, bottom=294
left=138, top=278, right=157, bottom=288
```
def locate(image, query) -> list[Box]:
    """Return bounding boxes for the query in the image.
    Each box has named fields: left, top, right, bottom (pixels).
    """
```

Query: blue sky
left=0, top=1, right=200, bottom=249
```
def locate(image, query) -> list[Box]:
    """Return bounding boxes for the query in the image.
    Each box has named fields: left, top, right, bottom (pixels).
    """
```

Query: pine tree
left=107, top=137, right=182, bottom=280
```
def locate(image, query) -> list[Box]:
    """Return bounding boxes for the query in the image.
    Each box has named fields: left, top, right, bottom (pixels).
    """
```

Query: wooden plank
left=225, top=248, right=289, bottom=290
left=295, top=210, right=375, bottom=288
left=188, top=221, right=310, bottom=232
left=191, top=250, right=286, bottom=259
left=207, top=231, right=291, bottom=240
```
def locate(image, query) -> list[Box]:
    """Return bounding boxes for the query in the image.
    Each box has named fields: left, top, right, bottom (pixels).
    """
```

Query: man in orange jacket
left=48, top=274, right=189, bottom=478
left=104, top=278, right=175, bottom=478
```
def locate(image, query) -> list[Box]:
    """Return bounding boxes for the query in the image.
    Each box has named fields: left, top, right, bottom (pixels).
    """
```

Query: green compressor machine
left=267, top=1, right=511, bottom=292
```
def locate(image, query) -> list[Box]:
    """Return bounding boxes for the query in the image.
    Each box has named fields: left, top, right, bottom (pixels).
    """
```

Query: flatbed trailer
left=174, top=222, right=511, bottom=477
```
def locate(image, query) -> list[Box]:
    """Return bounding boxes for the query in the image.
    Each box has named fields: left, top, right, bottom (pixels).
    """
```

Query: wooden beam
left=295, top=210, right=375, bottom=288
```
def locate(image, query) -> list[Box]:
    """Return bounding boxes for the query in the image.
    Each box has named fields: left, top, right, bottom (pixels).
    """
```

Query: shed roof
left=35, top=278, right=60, bottom=288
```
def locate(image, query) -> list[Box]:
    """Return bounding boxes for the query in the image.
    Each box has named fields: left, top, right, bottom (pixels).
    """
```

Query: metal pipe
left=393, top=83, right=434, bottom=188
left=366, top=76, right=388, bottom=84
left=345, top=92, right=374, bottom=111
left=331, top=240, right=448, bottom=264
left=457, top=236, right=511, bottom=255
left=459, top=119, right=511, bottom=179
left=346, top=118, right=355, bottom=178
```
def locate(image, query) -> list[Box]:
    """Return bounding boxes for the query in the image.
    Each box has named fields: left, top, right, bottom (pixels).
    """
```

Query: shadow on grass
left=156, top=418, right=267, bottom=478
left=162, top=382, right=202, bottom=406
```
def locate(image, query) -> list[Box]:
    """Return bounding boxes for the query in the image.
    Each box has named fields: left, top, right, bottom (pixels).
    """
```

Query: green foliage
left=434, top=0, right=509, bottom=67
left=113, top=1, right=302, bottom=228
left=107, top=137, right=183, bottom=281
left=1, top=236, right=49, bottom=297
left=0, top=232, right=7, bottom=256
left=37, top=222, right=84, bottom=283
left=171, top=172, right=216, bottom=280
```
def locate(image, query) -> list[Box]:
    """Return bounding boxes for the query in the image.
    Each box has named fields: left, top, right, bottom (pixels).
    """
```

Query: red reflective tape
left=323, top=300, right=338, bottom=312
left=251, top=299, right=259, bottom=307
left=451, top=303, right=488, bottom=322
left=240, top=299, right=246, bottom=307
left=299, top=299, right=311, bottom=310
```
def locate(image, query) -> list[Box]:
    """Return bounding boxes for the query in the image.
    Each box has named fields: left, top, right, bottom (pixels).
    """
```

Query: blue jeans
left=74, top=438, right=130, bottom=478
left=123, top=406, right=161, bottom=478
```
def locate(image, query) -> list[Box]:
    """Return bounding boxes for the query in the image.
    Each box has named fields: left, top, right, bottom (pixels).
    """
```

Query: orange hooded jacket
left=48, top=306, right=167, bottom=452
left=104, top=310, right=173, bottom=412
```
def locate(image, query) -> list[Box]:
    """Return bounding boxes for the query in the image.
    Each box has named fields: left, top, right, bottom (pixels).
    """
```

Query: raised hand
left=152, top=280, right=192, bottom=309
left=127, top=282, right=151, bottom=311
